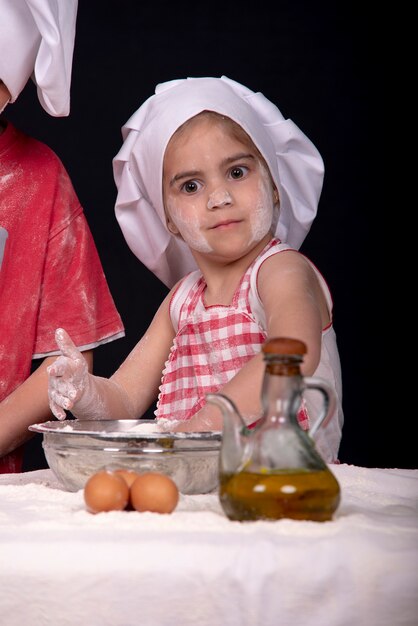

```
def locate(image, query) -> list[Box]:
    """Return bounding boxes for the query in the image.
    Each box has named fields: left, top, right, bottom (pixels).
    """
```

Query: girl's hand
left=47, top=328, right=89, bottom=420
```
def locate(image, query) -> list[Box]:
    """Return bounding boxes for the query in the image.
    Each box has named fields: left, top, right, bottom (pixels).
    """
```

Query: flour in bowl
left=126, top=422, right=163, bottom=434
left=127, top=419, right=183, bottom=433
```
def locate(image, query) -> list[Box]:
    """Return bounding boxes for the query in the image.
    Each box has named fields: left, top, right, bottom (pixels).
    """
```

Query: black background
left=8, top=2, right=396, bottom=468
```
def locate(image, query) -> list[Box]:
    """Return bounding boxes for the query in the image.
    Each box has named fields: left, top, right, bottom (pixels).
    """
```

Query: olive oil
left=209, top=338, right=341, bottom=523
left=220, top=468, right=340, bottom=522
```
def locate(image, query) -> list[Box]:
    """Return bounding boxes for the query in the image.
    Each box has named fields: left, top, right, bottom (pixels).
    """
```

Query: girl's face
left=162, top=114, right=278, bottom=262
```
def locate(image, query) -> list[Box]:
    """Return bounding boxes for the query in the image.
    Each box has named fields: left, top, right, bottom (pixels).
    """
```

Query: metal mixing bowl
left=29, top=420, right=222, bottom=495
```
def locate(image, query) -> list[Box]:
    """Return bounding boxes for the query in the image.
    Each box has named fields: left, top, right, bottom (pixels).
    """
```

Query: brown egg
left=84, top=470, right=130, bottom=514
left=112, top=469, right=141, bottom=510
left=113, top=468, right=140, bottom=488
left=130, top=472, right=179, bottom=514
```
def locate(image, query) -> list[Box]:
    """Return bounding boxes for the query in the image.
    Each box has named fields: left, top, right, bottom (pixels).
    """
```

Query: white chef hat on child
left=113, top=76, right=324, bottom=288
left=0, top=0, right=78, bottom=116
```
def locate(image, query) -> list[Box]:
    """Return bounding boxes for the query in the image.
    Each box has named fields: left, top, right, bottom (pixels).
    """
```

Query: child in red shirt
left=0, top=1, right=124, bottom=472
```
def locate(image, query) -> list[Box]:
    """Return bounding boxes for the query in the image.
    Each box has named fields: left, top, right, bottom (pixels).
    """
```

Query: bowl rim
left=29, top=419, right=222, bottom=441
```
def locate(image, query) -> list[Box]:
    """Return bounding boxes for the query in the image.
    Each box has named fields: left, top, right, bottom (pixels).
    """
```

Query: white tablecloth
left=0, top=464, right=417, bottom=626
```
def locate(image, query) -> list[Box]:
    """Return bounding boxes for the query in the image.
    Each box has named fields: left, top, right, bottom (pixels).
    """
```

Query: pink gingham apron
left=155, top=239, right=309, bottom=429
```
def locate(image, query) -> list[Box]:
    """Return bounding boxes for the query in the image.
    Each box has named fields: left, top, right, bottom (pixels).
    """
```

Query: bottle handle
left=302, top=377, right=337, bottom=439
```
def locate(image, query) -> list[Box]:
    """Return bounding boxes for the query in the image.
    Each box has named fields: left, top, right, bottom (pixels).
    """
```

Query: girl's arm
left=175, top=250, right=330, bottom=431
left=258, top=250, right=330, bottom=375
left=48, top=292, right=176, bottom=421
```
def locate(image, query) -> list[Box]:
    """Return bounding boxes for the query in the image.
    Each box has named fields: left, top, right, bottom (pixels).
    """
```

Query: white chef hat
left=0, top=0, right=78, bottom=116
left=113, top=76, right=324, bottom=288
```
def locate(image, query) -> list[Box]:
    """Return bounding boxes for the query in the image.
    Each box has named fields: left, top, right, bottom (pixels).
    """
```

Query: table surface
left=0, top=463, right=417, bottom=626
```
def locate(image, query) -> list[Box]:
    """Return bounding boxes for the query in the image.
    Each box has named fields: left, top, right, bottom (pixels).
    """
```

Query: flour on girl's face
left=166, top=197, right=213, bottom=253
left=248, top=166, right=275, bottom=246
left=207, top=189, right=232, bottom=210
left=165, top=164, right=276, bottom=255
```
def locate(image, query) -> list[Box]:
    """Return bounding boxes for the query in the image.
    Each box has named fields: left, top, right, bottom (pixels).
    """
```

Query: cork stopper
left=262, top=337, right=307, bottom=356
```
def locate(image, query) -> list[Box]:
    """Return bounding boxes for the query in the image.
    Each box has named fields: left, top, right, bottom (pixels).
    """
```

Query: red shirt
left=0, top=122, right=125, bottom=472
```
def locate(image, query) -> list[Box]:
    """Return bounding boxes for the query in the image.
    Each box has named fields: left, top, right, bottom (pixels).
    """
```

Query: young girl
left=48, top=76, right=343, bottom=462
